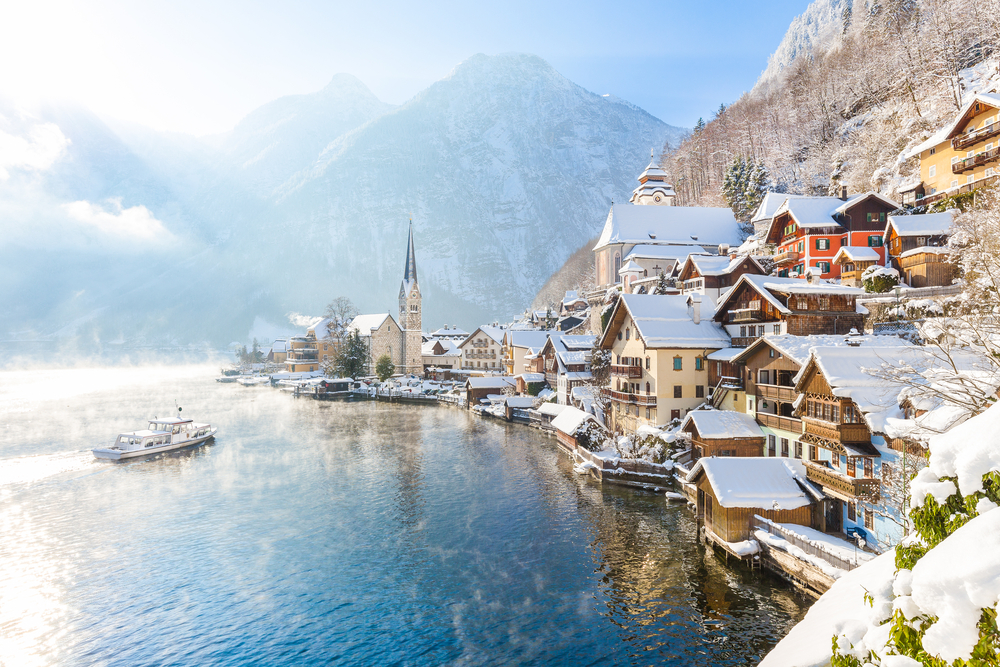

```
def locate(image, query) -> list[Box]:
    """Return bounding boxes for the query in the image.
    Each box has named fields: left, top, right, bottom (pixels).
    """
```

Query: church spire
left=403, top=220, right=417, bottom=286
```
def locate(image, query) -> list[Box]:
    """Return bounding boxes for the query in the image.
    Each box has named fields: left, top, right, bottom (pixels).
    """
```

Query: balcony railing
left=952, top=147, right=1000, bottom=173
left=610, top=364, right=643, bottom=378
left=773, top=250, right=800, bottom=265
left=603, top=389, right=657, bottom=406
left=730, top=335, right=760, bottom=348
left=804, top=461, right=881, bottom=501
left=952, top=121, right=1000, bottom=151
left=803, top=417, right=870, bottom=443
left=756, top=412, right=802, bottom=433
left=919, top=175, right=999, bottom=205
left=757, top=384, right=797, bottom=402
left=729, top=308, right=762, bottom=323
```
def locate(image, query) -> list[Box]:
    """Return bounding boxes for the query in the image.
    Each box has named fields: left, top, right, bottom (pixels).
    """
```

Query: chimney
left=718, top=243, right=730, bottom=256
left=806, top=268, right=815, bottom=284
left=690, top=294, right=702, bottom=325
left=840, top=185, right=848, bottom=201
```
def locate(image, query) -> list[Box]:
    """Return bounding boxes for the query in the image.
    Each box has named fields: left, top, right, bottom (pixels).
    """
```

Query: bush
left=375, top=354, right=395, bottom=381
left=862, top=265, right=900, bottom=293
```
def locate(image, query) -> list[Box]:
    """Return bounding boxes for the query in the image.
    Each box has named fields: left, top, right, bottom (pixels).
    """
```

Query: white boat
left=93, top=418, right=217, bottom=460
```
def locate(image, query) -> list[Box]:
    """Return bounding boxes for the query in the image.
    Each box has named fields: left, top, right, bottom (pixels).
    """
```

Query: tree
left=332, top=330, right=368, bottom=379
left=251, top=338, right=264, bottom=364
left=375, top=354, right=395, bottom=381
left=862, top=265, right=900, bottom=293
left=322, top=296, right=359, bottom=359
left=722, top=155, right=770, bottom=234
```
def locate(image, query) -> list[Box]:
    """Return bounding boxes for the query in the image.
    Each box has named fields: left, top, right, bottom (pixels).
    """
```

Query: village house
left=764, top=192, right=900, bottom=280
left=677, top=253, right=766, bottom=304
left=882, top=211, right=955, bottom=287
left=458, top=325, right=506, bottom=371
left=680, top=410, right=764, bottom=460
left=537, top=334, right=596, bottom=404
left=748, top=192, right=807, bottom=240
left=285, top=318, right=342, bottom=373
left=706, top=347, right=748, bottom=412
left=346, top=313, right=403, bottom=377
left=599, top=293, right=729, bottom=433
left=559, top=291, right=589, bottom=318
left=831, top=246, right=881, bottom=288
left=420, top=338, right=462, bottom=374
left=711, top=273, right=865, bottom=348
left=464, top=376, right=516, bottom=408
left=426, top=325, right=469, bottom=341
left=503, top=329, right=554, bottom=376
left=266, top=339, right=288, bottom=364
left=900, top=92, right=1000, bottom=206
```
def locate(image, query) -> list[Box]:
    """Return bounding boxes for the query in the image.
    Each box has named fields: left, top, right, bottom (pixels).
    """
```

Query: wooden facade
left=683, top=421, right=763, bottom=459
left=693, top=476, right=814, bottom=543
left=897, top=250, right=954, bottom=288
left=678, top=255, right=764, bottom=293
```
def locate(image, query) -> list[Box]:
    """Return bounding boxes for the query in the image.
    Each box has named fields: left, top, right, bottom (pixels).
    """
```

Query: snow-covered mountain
left=0, top=53, right=686, bottom=353
left=754, top=0, right=853, bottom=91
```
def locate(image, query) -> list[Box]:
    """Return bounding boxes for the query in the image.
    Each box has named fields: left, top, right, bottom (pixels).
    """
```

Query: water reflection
left=0, top=366, right=808, bottom=666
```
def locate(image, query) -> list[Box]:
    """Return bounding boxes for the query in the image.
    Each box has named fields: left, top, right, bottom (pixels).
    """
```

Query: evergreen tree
left=722, top=155, right=770, bottom=226
left=333, top=330, right=368, bottom=379
left=375, top=354, right=395, bottom=381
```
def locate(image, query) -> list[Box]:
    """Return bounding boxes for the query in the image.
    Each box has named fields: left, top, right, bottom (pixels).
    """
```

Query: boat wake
left=0, top=451, right=96, bottom=488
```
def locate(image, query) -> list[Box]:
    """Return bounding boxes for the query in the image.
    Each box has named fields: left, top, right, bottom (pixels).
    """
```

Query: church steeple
left=629, top=148, right=676, bottom=205
left=398, top=220, right=422, bottom=375
left=402, top=220, right=417, bottom=289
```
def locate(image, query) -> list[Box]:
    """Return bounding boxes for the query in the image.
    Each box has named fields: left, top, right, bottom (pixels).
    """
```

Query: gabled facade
left=503, top=329, right=554, bottom=376
left=538, top=334, right=596, bottom=404
left=677, top=253, right=765, bottom=304
left=712, top=274, right=865, bottom=348
left=459, top=325, right=506, bottom=371
left=903, top=93, right=1000, bottom=205
left=421, top=338, right=462, bottom=373
left=882, top=212, right=955, bottom=287
left=832, top=246, right=881, bottom=288
left=347, top=313, right=404, bottom=377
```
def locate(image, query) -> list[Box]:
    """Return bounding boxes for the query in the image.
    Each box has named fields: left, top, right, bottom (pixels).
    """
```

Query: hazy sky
left=0, top=0, right=808, bottom=136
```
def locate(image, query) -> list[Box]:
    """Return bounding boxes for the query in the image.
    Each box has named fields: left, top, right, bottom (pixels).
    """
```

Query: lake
left=0, top=365, right=807, bottom=665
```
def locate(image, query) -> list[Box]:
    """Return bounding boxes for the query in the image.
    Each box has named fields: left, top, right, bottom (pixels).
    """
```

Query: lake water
left=0, top=365, right=808, bottom=666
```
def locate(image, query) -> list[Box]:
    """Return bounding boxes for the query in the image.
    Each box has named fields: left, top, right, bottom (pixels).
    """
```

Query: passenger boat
left=92, top=417, right=217, bottom=460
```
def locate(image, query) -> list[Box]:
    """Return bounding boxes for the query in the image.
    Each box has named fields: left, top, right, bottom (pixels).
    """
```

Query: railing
left=952, top=147, right=1000, bottom=173
left=919, top=175, right=998, bottom=206
left=610, top=364, right=643, bottom=378
left=756, top=412, right=802, bottom=433
left=731, top=336, right=760, bottom=348
left=773, top=250, right=800, bottom=264
left=803, top=418, right=870, bottom=443
left=873, top=320, right=923, bottom=336
left=729, top=308, right=762, bottom=323
left=287, top=353, right=318, bottom=361
left=804, top=461, right=880, bottom=500
left=465, top=352, right=496, bottom=359
left=952, top=121, right=1000, bottom=151
left=757, top=384, right=797, bottom=402
left=603, top=389, right=657, bottom=406
left=752, top=515, right=861, bottom=572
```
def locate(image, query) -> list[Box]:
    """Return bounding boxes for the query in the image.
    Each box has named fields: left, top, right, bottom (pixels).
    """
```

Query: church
left=346, top=222, right=424, bottom=377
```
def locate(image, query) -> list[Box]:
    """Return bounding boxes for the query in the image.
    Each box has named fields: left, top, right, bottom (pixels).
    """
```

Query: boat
left=93, top=417, right=217, bottom=460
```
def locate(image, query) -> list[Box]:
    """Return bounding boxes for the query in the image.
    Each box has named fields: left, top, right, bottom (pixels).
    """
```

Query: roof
left=885, top=212, right=954, bottom=239
left=750, top=192, right=806, bottom=223
left=684, top=253, right=765, bottom=279
left=538, top=403, right=570, bottom=417
left=832, top=192, right=899, bottom=214
left=504, top=396, right=535, bottom=408
left=518, top=372, right=545, bottom=382
left=903, top=92, right=1000, bottom=159
left=269, top=339, right=288, bottom=353
left=401, top=221, right=418, bottom=291
left=624, top=244, right=713, bottom=261
left=507, top=330, right=554, bottom=350
left=706, top=347, right=742, bottom=362
left=609, top=293, right=730, bottom=349
left=682, top=410, right=764, bottom=440
left=593, top=203, right=741, bottom=251
left=551, top=406, right=598, bottom=436
left=466, top=376, right=516, bottom=389
left=562, top=290, right=581, bottom=304
left=832, top=246, right=881, bottom=263
left=619, top=258, right=643, bottom=274
left=429, top=326, right=469, bottom=337
left=686, top=457, right=816, bottom=510
left=713, top=274, right=863, bottom=320
left=348, top=313, right=392, bottom=337
left=899, top=245, right=952, bottom=259
left=733, top=333, right=913, bottom=366
left=462, top=325, right=505, bottom=347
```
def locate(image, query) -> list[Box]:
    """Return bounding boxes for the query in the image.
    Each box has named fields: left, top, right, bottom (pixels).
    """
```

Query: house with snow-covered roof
left=559, top=290, right=589, bottom=317
left=901, top=92, right=1000, bottom=206
left=764, top=191, right=900, bottom=280
left=711, top=273, right=865, bottom=348
left=680, top=409, right=765, bottom=460
left=882, top=211, right=955, bottom=287
left=502, top=329, right=555, bottom=376
left=677, top=252, right=766, bottom=303
left=344, top=313, right=404, bottom=377
left=421, top=338, right=462, bottom=373
left=458, top=325, right=506, bottom=371
left=749, top=192, right=807, bottom=238
left=266, top=338, right=288, bottom=363
left=598, top=293, right=730, bottom=433
left=537, top=334, right=596, bottom=404
left=832, top=246, right=882, bottom=288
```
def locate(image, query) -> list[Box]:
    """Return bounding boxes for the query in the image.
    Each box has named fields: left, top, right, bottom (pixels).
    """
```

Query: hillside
left=661, top=0, right=1000, bottom=209
left=530, top=236, right=598, bottom=312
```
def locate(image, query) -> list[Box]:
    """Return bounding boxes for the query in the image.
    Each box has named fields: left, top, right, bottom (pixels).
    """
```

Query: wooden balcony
left=729, top=308, right=762, bottom=323
left=804, top=461, right=881, bottom=501
left=603, top=389, right=657, bottom=406
left=952, top=121, right=1000, bottom=151
left=756, top=412, right=802, bottom=433
left=731, top=335, right=760, bottom=348
left=773, top=249, right=800, bottom=265
left=757, top=384, right=797, bottom=402
left=920, top=174, right=998, bottom=206
left=952, top=147, right=1000, bottom=173
left=611, top=365, right=643, bottom=378
left=803, top=417, right=870, bottom=443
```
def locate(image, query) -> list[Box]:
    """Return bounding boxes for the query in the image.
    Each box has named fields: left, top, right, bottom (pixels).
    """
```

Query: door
left=825, top=499, right=842, bottom=533
left=671, top=409, right=680, bottom=420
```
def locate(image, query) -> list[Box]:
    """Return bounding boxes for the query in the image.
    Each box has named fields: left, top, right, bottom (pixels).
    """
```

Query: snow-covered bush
left=862, top=265, right=900, bottom=293
left=575, top=420, right=612, bottom=452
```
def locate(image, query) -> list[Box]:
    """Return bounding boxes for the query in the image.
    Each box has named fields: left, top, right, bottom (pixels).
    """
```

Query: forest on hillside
left=661, top=0, right=1000, bottom=212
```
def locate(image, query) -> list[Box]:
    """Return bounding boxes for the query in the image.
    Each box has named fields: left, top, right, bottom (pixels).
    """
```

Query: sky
left=0, top=0, right=809, bottom=136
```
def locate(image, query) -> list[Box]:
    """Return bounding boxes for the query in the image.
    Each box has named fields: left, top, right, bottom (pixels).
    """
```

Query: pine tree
left=333, top=330, right=369, bottom=379
left=375, top=354, right=395, bottom=382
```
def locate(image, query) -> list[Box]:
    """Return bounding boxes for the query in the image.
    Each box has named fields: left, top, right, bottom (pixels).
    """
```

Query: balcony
left=729, top=308, right=762, bottom=323
left=465, top=352, right=496, bottom=359
left=952, top=147, right=1000, bottom=173
left=920, top=174, right=999, bottom=205
left=805, top=461, right=881, bottom=501
left=730, top=335, right=760, bottom=348
left=952, top=121, right=1000, bottom=151
left=611, top=364, right=643, bottom=378
left=603, top=389, right=657, bottom=406
left=757, top=384, right=797, bottom=402
left=756, top=412, right=802, bottom=433
left=773, top=249, right=800, bottom=265
left=803, top=417, right=870, bottom=443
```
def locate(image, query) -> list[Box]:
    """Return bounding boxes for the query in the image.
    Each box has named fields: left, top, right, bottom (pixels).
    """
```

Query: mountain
left=754, top=0, right=851, bottom=91
left=0, top=53, right=687, bottom=354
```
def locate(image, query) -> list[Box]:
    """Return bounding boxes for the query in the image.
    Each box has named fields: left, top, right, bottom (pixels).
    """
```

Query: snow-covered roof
left=508, top=330, right=554, bottom=350
left=750, top=192, right=806, bottom=223
left=624, top=244, right=712, bottom=261
left=551, top=406, right=598, bottom=436
left=617, top=293, right=730, bottom=349
left=685, top=253, right=764, bottom=278
left=462, top=325, right=505, bottom=347
left=899, top=245, right=952, bottom=259
left=619, top=258, right=643, bottom=275
left=832, top=246, right=881, bottom=263
left=466, top=376, right=516, bottom=389
left=562, top=290, right=581, bottom=304
left=714, top=274, right=863, bottom=320
left=593, top=203, right=741, bottom=250
left=735, top=333, right=912, bottom=367
left=682, top=410, right=764, bottom=440
left=705, top=347, right=742, bottom=362
left=557, top=350, right=588, bottom=365
left=518, top=372, right=545, bottom=383
left=422, top=339, right=461, bottom=356
left=903, top=92, right=1000, bottom=159
left=429, top=326, right=469, bottom=337
left=269, top=339, right=288, bottom=353
left=686, top=457, right=816, bottom=510
left=775, top=196, right=855, bottom=229
left=885, top=211, right=954, bottom=238
left=558, top=335, right=596, bottom=350
left=831, top=192, right=899, bottom=215
left=504, top=396, right=535, bottom=409
left=348, top=313, right=392, bottom=337
left=538, top=403, right=570, bottom=417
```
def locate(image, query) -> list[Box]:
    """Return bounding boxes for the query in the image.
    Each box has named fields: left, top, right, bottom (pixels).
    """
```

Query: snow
left=682, top=410, right=763, bottom=440
left=724, top=538, right=760, bottom=557
left=686, top=457, right=815, bottom=510
left=715, top=274, right=863, bottom=320
left=758, top=550, right=897, bottom=667
left=757, top=516, right=874, bottom=566
left=664, top=491, right=685, bottom=501
left=738, top=333, right=912, bottom=366
left=750, top=192, right=807, bottom=223
left=593, top=203, right=742, bottom=250
left=618, top=258, right=643, bottom=275
left=551, top=406, right=597, bottom=436
left=624, top=244, right=712, bottom=261
left=897, top=245, right=951, bottom=259
left=832, top=246, right=880, bottom=263
left=538, top=403, right=569, bottom=417
left=466, top=376, right=516, bottom=390
left=507, top=330, right=553, bottom=351
left=886, top=211, right=954, bottom=238
left=705, top=347, right=742, bottom=362
left=347, top=313, right=392, bottom=336
left=618, top=293, right=730, bottom=349
left=503, top=396, right=535, bottom=409
left=775, top=195, right=859, bottom=229
left=517, top=372, right=544, bottom=383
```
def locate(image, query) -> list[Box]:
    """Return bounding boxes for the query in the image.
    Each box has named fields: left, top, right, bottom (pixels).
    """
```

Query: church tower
left=629, top=149, right=676, bottom=205
left=398, top=221, right=423, bottom=376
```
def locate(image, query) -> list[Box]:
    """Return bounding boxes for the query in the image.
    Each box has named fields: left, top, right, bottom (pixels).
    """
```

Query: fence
left=751, top=515, right=860, bottom=572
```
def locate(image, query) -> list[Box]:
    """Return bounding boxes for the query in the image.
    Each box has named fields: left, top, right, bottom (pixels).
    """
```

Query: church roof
left=401, top=221, right=418, bottom=294
left=348, top=313, right=393, bottom=337
left=593, top=204, right=742, bottom=251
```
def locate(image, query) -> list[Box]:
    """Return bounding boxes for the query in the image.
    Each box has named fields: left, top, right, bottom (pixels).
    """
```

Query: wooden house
left=832, top=246, right=881, bottom=288
left=464, top=376, right=516, bottom=408
left=677, top=253, right=766, bottom=304
left=712, top=274, right=864, bottom=348
left=686, top=457, right=820, bottom=544
left=883, top=212, right=955, bottom=287
left=681, top=410, right=764, bottom=459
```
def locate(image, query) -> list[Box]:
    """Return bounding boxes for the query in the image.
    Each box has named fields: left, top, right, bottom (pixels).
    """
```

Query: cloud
left=0, top=119, right=70, bottom=179
left=287, top=313, right=323, bottom=328
left=61, top=197, right=170, bottom=241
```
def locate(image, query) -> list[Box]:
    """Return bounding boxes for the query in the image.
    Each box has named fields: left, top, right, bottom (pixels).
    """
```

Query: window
left=840, top=237, right=847, bottom=246
left=781, top=438, right=789, bottom=457
left=868, top=235, right=883, bottom=247
left=645, top=408, right=650, bottom=419
left=929, top=165, right=937, bottom=178
left=968, top=175, right=975, bottom=184
left=617, top=331, right=622, bottom=341
left=816, top=238, right=830, bottom=250
left=864, top=507, right=873, bottom=530
left=696, top=385, right=705, bottom=398
left=798, top=241, right=804, bottom=253
left=988, top=168, right=996, bottom=177
left=847, top=457, right=857, bottom=477
left=809, top=444, right=817, bottom=460
left=739, top=325, right=746, bottom=337
left=695, top=357, right=703, bottom=371
left=832, top=403, right=840, bottom=423
left=951, top=180, right=959, bottom=188
left=673, top=385, right=682, bottom=398
left=716, top=361, right=722, bottom=375
left=768, top=435, right=776, bottom=457
left=625, top=328, right=630, bottom=340
left=646, top=356, right=650, bottom=370
left=673, top=357, right=682, bottom=370
left=864, top=458, right=873, bottom=478
left=848, top=502, right=856, bottom=522
left=794, top=441, right=803, bottom=459
left=915, top=236, right=927, bottom=246
left=929, top=146, right=936, bottom=156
